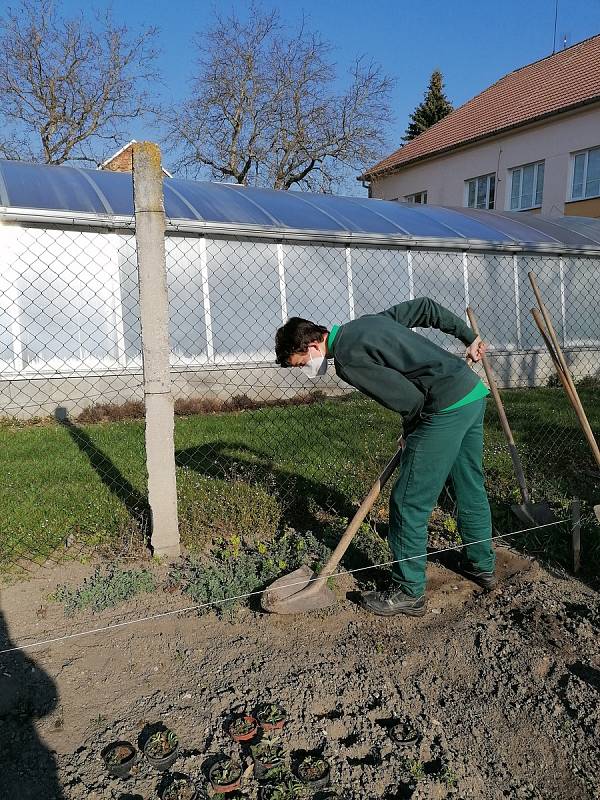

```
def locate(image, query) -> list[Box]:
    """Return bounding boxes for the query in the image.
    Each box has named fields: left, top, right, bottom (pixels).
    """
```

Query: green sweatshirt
left=328, top=297, right=480, bottom=434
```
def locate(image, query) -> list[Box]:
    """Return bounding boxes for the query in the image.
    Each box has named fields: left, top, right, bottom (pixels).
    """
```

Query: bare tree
left=0, top=0, right=159, bottom=165
left=167, top=5, right=394, bottom=192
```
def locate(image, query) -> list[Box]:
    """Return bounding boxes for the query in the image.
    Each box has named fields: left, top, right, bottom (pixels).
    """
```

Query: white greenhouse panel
left=206, top=239, right=281, bottom=362
left=467, top=254, right=519, bottom=349
left=283, top=244, right=350, bottom=328
left=351, top=248, right=411, bottom=317
left=166, top=237, right=208, bottom=363
left=411, top=250, right=466, bottom=350
left=7, top=228, right=125, bottom=371
left=563, top=257, right=600, bottom=346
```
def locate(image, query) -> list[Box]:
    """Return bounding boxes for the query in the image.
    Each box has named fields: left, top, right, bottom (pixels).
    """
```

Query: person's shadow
left=0, top=609, right=64, bottom=799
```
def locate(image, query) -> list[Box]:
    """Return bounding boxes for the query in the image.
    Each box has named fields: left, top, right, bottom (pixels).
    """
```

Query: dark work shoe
left=360, top=587, right=426, bottom=617
left=461, top=562, right=497, bottom=591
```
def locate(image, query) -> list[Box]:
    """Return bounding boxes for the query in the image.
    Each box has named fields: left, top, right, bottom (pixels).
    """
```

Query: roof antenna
left=552, top=0, right=558, bottom=53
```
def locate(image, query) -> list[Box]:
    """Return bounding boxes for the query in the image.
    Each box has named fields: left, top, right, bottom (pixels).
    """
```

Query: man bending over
left=274, top=297, right=495, bottom=617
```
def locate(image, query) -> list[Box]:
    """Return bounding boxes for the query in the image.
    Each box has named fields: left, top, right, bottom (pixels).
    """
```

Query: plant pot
left=295, top=756, right=330, bottom=790
left=389, top=723, right=420, bottom=745
left=257, top=703, right=288, bottom=732
left=160, top=773, right=200, bottom=800
left=259, top=781, right=310, bottom=800
left=143, top=729, right=179, bottom=771
left=101, top=740, right=137, bottom=778
left=251, top=737, right=286, bottom=782
left=208, top=759, right=243, bottom=794
left=228, top=714, right=259, bottom=743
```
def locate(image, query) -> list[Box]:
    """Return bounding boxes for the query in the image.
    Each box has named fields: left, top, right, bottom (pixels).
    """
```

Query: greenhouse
left=0, top=158, right=599, bottom=417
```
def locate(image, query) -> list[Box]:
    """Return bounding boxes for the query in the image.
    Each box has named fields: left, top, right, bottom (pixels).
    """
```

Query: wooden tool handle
left=531, top=307, right=600, bottom=469
left=528, top=273, right=575, bottom=386
left=529, top=270, right=600, bottom=469
left=531, top=306, right=582, bottom=421
left=527, top=272, right=594, bottom=433
left=466, top=307, right=530, bottom=503
left=317, top=445, right=404, bottom=580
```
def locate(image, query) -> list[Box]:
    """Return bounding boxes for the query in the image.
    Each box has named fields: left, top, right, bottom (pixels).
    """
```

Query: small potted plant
left=257, top=703, right=288, bottom=732
left=295, top=755, right=330, bottom=790
left=227, top=714, right=259, bottom=743
left=389, top=722, right=420, bottom=745
left=208, top=758, right=243, bottom=794
left=101, top=740, right=137, bottom=778
left=259, top=779, right=310, bottom=800
left=143, top=728, right=179, bottom=771
left=262, top=764, right=289, bottom=784
left=160, top=773, right=199, bottom=800
left=251, top=736, right=286, bottom=781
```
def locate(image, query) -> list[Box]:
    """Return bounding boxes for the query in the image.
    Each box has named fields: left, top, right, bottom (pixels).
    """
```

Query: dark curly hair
left=275, top=317, right=328, bottom=366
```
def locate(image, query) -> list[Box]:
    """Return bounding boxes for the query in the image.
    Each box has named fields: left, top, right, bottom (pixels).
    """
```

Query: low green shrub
left=52, top=567, right=156, bottom=615
left=168, top=528, right=330, bottom=615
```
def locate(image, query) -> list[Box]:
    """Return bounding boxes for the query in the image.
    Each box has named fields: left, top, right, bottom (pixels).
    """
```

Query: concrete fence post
left=132, top=142, right=180, bottom=557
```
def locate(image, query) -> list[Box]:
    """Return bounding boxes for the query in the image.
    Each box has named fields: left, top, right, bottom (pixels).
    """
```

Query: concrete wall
left=371, top=105, right=600, bottom=217
left=2, top=352, right=598, bottom=419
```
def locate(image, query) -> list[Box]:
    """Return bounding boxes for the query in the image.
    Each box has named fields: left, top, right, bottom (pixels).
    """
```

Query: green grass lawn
left=1, top=388, right=598, bottom=579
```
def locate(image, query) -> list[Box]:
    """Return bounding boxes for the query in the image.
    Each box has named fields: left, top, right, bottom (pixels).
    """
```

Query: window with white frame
left=465, top=173, right=496, bottom=209
left=570, top=146, right=600, bottom=200
left=509, top=161, right=544, bottom=210
left=404, top=191, right=427, bottom=204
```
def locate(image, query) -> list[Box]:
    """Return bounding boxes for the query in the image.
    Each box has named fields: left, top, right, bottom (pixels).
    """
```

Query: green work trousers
left=389, top=398, right=495, bottom=596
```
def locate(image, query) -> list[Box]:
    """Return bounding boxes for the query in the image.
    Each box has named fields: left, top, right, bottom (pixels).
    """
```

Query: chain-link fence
left=1, top=190, right=599, bottom=579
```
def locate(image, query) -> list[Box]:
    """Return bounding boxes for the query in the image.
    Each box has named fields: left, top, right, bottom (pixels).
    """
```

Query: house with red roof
left=360, top=34, right=600, bottom=218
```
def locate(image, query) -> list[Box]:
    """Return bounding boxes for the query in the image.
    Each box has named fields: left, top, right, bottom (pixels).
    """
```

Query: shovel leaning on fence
left=466, top=307, right=555, bottom=528
left=528, top=272, right=600, bottom=525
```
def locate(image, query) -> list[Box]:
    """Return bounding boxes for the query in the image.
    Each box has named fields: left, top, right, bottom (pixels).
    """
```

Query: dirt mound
left=0, top=549, right=598, bottom=799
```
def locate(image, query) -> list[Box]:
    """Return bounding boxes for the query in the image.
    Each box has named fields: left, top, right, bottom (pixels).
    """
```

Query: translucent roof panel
left=457, top=207, right=557, bottom=244
left=82, top=169, right=138, bottom=216
left=166, top=180, right=276, bottom=225
left=1, top=159, right=600, bottom=250
left=0, top=160, right=108, bottom=214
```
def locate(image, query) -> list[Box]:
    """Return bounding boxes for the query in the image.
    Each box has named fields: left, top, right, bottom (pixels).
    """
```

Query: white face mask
left=302, top=349, right=328, bottom=379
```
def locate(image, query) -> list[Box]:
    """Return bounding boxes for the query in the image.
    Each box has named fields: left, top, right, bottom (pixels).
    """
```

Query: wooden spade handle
left=317, top=445, right=404, bottom=581
left=466, top=307, right=530, bottom=503
left=531, top=305, right=600, bottom=469
left=530, top=306, right=586, bottom=427
left=529, top=271, right=600, bottom=469
left=528, top=273, right=577, bottom=388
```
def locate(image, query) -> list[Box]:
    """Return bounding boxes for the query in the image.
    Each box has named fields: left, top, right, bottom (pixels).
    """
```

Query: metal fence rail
left=0, top=147, right=598, bottom=575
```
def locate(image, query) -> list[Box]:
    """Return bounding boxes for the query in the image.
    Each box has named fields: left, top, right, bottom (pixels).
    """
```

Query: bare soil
left=0, top=548, right=599, bottom=800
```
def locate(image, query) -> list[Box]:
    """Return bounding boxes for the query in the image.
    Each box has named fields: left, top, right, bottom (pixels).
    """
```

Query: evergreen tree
left=403, top=70, right=453, bottom=142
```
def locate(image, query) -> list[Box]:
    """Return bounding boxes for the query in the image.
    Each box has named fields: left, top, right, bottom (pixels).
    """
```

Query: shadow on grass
left=53, top=392, right=599, bottom=587
left=175, top=440, right=391, bottom=585
left=0, top=609, right=64, bottom=799
left=54, top=407, right=389, bottom=582
left=55, top=407, right=151, bottom=542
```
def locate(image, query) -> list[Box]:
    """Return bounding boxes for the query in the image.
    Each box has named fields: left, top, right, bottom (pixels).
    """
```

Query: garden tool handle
left=531, top=307, right=600, bottom=469
left=466, top=307, right=530, bottom=503
left=529, top=271, right=600, bottom=469
left=317, top=444, right=404, bottom=580
left=528, top=272, right=575, bottom=387
left=528, top=273, right=592, bottom=429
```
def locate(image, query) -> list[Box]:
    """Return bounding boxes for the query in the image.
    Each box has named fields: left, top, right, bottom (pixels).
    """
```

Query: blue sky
left=59, top=0, right=600, bottom=167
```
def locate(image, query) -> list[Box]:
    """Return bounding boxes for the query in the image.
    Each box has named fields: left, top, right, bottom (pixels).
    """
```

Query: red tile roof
left=362, top=34, right=600, bottom=180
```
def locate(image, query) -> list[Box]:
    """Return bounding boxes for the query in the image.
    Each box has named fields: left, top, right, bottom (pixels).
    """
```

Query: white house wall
left=371, top=105, right=600, bottom=216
